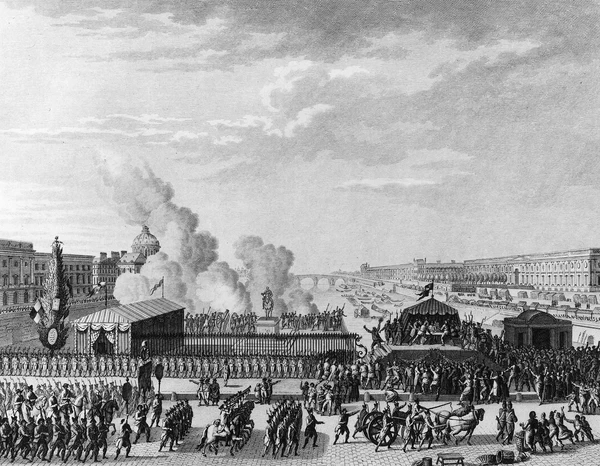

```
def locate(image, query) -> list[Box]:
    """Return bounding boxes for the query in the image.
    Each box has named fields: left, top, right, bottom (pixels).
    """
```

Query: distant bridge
left=293, top=274, right=380, bottom=291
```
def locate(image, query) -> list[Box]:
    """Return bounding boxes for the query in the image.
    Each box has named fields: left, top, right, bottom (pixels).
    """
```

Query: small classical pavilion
left=73, top=298, right=185, bottom=356
left=503, top=310, right=572, bottom=349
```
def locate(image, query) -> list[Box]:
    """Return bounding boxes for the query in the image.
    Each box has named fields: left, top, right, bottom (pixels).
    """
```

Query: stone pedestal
left=256, top=317, right=281, bottom=334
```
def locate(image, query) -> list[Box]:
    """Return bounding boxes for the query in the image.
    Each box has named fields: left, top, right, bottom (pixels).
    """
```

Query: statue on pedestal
left=261, top=287, right=274, bottom=319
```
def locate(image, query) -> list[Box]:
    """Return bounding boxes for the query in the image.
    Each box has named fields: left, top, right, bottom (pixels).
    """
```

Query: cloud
left=106, top=113, right=191, bottom=124
left=260, top=60, right=314, bottom=112
left=213, top=135, right=243, bottom=145
left=283, top=103, right=333, bottom=138
left=338, top=177, right=438, bottom=190
left=329, top=66, right=369, bottom=80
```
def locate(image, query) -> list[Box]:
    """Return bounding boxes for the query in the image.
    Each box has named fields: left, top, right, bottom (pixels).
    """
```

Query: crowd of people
left=0, top=377, right=176, bottom=462
left=280, top=306, right=346, bottom=332
left=512, top=406, right=595, bottom=454
left=184, top=312, right=258, bottom=334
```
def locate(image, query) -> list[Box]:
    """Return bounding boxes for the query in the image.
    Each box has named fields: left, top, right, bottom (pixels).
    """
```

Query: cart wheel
left=367, top=416, right=399, bottom=447
left=361, top=412, right=381, bottom=443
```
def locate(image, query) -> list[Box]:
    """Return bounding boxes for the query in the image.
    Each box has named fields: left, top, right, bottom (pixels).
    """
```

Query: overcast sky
left=1, top=0, right=599, bottom=273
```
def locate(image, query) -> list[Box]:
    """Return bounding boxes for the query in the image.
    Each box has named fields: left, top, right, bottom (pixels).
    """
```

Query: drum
left=496, top=450, right=515, bottom=464
left=476, top=454, right=497, bottom=465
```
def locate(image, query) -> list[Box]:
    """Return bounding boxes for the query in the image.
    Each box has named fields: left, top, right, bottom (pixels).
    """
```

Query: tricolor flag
left=29, top=299, right=44, bottom=324
left=416, top=282, right=434, bottom=301
left=150, top=278, right=164, bottom=295
left=87, top=282, right=106, bottom=298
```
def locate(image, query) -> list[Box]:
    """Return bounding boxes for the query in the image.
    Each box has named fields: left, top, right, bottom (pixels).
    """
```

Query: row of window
left=2, top=275, right=30, bottom=286
left=2, top=273, right=92, bottom=287
left=1, top=286, right=92, bottom=306
left=1, top=261, right=93, bottom=272
left=2, top=260, right=30, bottom=268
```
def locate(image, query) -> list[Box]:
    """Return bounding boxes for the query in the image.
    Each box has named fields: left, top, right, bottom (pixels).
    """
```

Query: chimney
left=437, top=260, right=441, bottom=264
left=121, top=250, right=127, bottom=257
left=111, top=251, right=120, bottom=260
left=99, top=252, right=107, bottom=260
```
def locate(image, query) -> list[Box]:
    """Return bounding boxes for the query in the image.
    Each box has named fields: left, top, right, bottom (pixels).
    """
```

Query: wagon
left=363, top=411, right=410, bottom=446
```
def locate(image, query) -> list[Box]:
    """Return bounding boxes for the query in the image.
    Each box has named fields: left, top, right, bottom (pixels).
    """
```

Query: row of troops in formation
left=184, top=312, right=258, bottom=334
left=0, top=350, right=354, bottom=380
left=0, top=380, right=192, bottom=463
left=280, top=307, right=346, bottom=332
left=0, top=379, right=150, bottom=429
left=0, top=351, right=146, bottom=378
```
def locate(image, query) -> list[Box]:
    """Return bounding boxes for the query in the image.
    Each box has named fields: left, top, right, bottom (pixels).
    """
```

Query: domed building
left=131, top=225, right=161, bottom=258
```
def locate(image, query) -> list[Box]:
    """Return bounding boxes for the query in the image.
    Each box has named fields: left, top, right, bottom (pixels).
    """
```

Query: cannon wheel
left=367, top=415, right=399, bottom=447
left=361, top=412, right=381, bottom=442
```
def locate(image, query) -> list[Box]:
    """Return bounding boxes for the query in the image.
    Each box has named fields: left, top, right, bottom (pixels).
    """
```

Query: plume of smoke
left=113, top=274, right=150, bottom=304
left=287, top=288, right=319, bottom=315
left=113, top=252, right=189, bottom=306
left=149, top=204, right=219, bottom=277
left=99, top=161, right=175, bottom=225
left=100, top=160, right=219, bottom=309
left=195, top=262, right=251, bottom=314
left=234, top=235, right=294, bottom=316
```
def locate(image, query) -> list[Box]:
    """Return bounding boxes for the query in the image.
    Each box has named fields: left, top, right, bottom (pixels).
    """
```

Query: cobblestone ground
left=5, top=398, right=600, bottom=466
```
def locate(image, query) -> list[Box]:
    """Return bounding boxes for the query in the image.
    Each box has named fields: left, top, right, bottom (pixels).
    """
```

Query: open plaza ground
left=3, top=396, right=598, bottom=466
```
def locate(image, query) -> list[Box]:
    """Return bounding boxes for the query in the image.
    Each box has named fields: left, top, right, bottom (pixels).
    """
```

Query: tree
left=37, top=237, right=71, bottom=352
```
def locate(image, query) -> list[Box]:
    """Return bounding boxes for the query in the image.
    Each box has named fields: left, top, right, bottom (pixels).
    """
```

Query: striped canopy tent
left=400, top=298, right=461, bottom=341
left=73, top=298, right=185, bottom=355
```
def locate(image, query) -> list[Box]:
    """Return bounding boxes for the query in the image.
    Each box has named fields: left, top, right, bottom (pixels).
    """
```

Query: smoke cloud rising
left=234, top=235, right=295, bottom=316
left=103, top=160, right=305, bottom=315
left=287, top=288, right=319, bottom=315
left=195, top=262, right=251, bottom=313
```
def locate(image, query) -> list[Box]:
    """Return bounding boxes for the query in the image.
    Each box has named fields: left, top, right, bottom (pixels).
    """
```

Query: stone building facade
left=362, top=248, right=600, bottom=293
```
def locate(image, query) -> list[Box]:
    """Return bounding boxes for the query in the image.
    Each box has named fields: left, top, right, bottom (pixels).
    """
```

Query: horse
left=198, top=421, right=231, bottom=457
left=101, top=399, right=119, bottom=433
left=73, top=393, right=89, bottom=420
left=443, top=408, right=485, bottom=445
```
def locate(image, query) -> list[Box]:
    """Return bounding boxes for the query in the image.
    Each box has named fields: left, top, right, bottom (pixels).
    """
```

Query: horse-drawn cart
left=357, top=400, right=485, bottom=449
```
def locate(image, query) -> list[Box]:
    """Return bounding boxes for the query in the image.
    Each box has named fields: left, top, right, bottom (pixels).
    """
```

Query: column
left=19, top=258, right=23, bottom=285
left=549, top=328, right=556, bottom=349
left=527, top=327, right=533, bottom=346
left=7, top=257, right=11, bottom=287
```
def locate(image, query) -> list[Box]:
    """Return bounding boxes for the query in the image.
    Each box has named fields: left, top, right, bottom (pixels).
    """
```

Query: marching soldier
left=31, top=417, right=49, bottom=461
left=82, top=417, right=100, bottom=463
left=47, top=417, right=67, bottom=462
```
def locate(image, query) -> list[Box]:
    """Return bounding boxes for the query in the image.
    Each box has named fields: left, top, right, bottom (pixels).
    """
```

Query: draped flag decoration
left=150, top=277, right=164, bottom=296
left=416, top=282, right=434, bottom=301
left=88, top=282, right=106, bottom=298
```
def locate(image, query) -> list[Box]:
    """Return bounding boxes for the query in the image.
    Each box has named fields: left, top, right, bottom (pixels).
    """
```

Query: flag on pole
left=88, top=282, right=106, bottom=298
left=416, top=282, right=434, bottom=301
left=29, top=299, right=44, bottom=324
left=150, top=278, right=164, bottom=295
